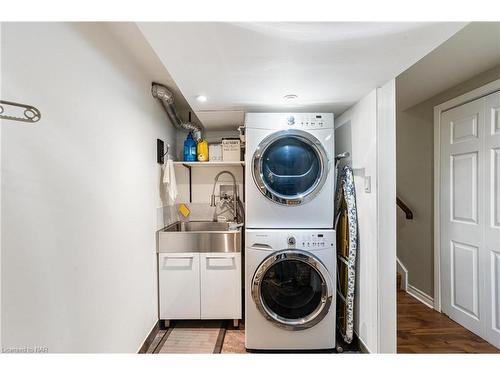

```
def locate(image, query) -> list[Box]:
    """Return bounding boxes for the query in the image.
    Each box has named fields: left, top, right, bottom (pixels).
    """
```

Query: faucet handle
left=210, top=194, right=217, bottom=207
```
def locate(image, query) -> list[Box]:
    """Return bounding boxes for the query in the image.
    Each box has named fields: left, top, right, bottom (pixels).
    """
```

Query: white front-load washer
left=245, top=113, right=335, bottom=229
left=245, top=229, right=336, bottom=350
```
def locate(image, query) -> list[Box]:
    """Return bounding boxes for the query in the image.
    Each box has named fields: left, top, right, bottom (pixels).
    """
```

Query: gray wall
left=396, top=64, right=500, bottom=297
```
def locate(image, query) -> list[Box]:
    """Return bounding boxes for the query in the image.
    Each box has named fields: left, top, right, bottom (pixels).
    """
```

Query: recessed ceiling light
left=283, top=94, right=298, bottom=101
left=196, top=95, right=208, bottom=102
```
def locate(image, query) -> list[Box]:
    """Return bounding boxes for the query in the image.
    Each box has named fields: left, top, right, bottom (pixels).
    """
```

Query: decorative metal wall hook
left=0, top=100, right=41, bottom=123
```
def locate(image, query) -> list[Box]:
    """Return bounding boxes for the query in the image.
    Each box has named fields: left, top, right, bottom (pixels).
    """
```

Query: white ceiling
left=138, top=22, right=466, bottom=130
left=397, top=22, right=500, bottom=110
left=103, top=22, right=202, bottom=127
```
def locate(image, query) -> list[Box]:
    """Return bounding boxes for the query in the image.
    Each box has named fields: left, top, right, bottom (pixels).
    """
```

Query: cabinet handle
left=205, top=254, right=236, bottom=259
left=164, top=255, right=194, bottom=259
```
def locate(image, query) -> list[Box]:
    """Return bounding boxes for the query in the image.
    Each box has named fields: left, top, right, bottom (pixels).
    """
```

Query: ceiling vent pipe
left=151, top=83, right=202, bottom=141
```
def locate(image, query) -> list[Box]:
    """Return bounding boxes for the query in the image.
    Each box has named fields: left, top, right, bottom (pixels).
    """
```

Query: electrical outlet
left=364, top=176, right=371, bottom=193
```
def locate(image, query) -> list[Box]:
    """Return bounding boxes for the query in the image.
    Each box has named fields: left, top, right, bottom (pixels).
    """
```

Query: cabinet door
left=200, top=253, right=242, bottom=319
left=159, top=253, right=200, bottom=319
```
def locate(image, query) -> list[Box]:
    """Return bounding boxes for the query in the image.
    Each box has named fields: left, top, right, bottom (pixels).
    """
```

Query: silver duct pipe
left=151, top=83, right=202, bottom=141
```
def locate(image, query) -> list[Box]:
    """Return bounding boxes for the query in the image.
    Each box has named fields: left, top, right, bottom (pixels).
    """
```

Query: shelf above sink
left=171, top=161, right=245, bottom=203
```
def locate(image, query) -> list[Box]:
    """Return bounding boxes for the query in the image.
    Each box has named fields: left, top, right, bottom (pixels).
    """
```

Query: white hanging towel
left=163, top=158, right=178, bottom=202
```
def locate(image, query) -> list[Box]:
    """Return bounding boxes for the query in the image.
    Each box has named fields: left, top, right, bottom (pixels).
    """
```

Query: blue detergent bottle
left=183, top=132, right=197, bottom=161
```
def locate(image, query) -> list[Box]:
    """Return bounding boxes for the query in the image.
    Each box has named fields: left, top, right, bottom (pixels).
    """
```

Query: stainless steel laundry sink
left=157, top=221, right=242, bottom=253
left=165, top=221, right=233, bottom=232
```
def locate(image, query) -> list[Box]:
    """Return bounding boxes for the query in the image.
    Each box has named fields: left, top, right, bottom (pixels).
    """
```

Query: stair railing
left=396, top=197, right=413, bottom=220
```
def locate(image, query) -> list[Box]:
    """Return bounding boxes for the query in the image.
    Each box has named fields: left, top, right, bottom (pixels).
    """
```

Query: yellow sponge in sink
left=178, top=204, right=190, bottom=218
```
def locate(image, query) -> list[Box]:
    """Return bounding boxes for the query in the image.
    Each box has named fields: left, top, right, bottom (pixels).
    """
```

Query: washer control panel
left=246, top=230, right=335, bottom=251
left=287, top=232, right=334, bottom=250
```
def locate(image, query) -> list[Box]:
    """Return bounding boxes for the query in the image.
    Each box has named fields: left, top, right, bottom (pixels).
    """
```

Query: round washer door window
left=251, top=250, right=333, bottom=330
left=252, top=129, right=329, bottom=205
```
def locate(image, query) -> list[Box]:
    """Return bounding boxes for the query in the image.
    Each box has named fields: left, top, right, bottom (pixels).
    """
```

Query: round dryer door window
left=251, top=250, right=333, bottom=330
left=252, top=129, right=330, bottom=205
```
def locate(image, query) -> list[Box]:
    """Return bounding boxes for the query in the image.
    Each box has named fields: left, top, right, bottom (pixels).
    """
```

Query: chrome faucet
left=210, top=170, right=238, bottom=222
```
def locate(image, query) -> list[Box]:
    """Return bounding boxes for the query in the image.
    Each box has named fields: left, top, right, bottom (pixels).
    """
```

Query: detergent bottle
left=183, top=133, right=197, bottom=162
left=197, top=138, right=209, bottom=162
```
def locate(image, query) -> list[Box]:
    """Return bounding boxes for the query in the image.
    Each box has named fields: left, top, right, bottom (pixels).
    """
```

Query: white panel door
left=159, top=253, right=201, bottom=320
left=441, top=97, right=485, bottom=337
left=440, top=91, right=500, bottom=348
left=484, top=91, right=500, bottom=348
left=200, top=253, right=242, bottom=319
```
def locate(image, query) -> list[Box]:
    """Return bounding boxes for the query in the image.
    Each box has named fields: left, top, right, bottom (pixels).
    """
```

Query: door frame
left=433, top=78, right=500, bottom=312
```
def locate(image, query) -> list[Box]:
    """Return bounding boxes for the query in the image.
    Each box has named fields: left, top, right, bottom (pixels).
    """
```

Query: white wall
left=335, top=83, right=396, bottom=353
left=336, top=91, right=378, bottom=352
left=376, top=80, right=397, bottom=353
left=1, top=22, right=176, bottom=352
left=0, top=22, right=3, bottom=350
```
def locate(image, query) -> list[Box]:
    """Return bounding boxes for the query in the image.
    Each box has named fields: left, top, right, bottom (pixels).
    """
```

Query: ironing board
left=334, top=165, right=358, bottom=345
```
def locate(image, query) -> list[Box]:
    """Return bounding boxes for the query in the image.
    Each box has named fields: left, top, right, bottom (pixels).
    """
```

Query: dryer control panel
left=286, top=114, right=329, bottom=130
left=244, top=112, right=334, bottom=130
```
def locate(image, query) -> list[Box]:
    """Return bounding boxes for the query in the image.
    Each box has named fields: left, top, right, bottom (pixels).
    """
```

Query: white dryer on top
left=245, top=113, right=335, bottom=229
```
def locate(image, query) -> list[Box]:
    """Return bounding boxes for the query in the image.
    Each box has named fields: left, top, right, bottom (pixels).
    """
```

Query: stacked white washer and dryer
left=244, top=113, right=336, bottom=350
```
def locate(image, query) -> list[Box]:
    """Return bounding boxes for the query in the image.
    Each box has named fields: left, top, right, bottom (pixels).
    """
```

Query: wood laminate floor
left=397, top=289, right=499, bottom=353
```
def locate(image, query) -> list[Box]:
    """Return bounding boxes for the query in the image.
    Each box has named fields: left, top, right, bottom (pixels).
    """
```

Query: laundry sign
left=222, top=138, right=241, bottom=161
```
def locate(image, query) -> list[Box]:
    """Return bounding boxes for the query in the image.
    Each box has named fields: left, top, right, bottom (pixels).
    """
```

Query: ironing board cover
left=334, top=165, right=358, bottom=344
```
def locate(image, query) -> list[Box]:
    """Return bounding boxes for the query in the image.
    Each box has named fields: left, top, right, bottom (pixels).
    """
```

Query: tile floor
left=221, top=323, right=246, bottom=354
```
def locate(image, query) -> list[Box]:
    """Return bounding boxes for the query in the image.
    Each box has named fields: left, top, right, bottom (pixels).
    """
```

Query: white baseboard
left=353, top=328, right=372, bottom=353
left=137, top=320, right=160, bottom=353
left=396, top=257, right=408, bottom=291
left=356, top=335, right=371, bottom=353
left=407, top=284, right=434, bottom=309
